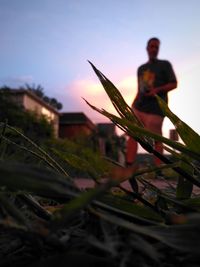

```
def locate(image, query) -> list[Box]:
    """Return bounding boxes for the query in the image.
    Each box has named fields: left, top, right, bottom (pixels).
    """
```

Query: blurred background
left=0, top=0, right=199, bottom=143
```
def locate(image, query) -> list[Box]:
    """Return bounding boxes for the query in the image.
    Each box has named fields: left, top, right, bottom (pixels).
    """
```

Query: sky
left=0, top=0, right=200, bottom=140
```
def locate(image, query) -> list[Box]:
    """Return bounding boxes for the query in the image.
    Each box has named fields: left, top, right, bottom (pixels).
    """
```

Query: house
left=7, top=89, right=60, bottom=137
left=97, top=123, right=116, bottom=155
left=96, top=123, right=123, bottom=161
left=59, top=112, right=97, bottom=139
left=97, top=123, right=116, bottom=137
left=59, top=115, right=123, bottom=161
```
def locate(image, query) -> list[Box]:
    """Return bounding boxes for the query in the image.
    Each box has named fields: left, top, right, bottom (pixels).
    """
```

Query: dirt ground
left=74, top=177, right=200, bottom=195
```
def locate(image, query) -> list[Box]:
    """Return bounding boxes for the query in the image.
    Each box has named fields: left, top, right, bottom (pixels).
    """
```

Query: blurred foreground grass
left=0, top=63, right=200, bottom=266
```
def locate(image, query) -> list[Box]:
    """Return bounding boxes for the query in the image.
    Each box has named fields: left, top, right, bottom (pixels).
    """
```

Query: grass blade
left=0, top=161, right=79, bottom=199
left=156, top=95, right=200, bottom=154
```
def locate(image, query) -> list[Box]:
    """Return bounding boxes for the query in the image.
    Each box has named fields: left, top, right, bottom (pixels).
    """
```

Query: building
left=96, top=122, right=124, bottom=161
left=169, top=128, right=179, bottom=141
left=97, top=123, right=116, bottom=137
left=7, top=89, right=60, bottom=137
left=97, top=123, right=116, bottom=155
left=59, top=112, right=96, bottom=139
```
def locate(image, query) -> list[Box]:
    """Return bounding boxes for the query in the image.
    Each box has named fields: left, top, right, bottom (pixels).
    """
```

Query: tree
left=23, top=83, right=45, bottom=98
left=22, top=84, right=63, bottom=111
left=0, top=88, right=54, bottom=142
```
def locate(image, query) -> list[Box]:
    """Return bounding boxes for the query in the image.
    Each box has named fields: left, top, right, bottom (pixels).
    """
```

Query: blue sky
left=0, top=0, right=200, bottom=138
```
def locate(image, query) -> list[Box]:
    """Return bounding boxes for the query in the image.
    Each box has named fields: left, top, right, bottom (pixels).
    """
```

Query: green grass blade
left=88, top=61, right=141, bottom=124
left=0, top=193, right=30, bottom=228
left=0, top=161, right=78, bottom=199
left=156, top=96, right=200, bottom=154
left=88, top=61, right=154, bottom=147
left=51, top=147, right=101, bottom=182
left=2, top=135, right=68, bottom=176
left=97, top=194, right=164, bottom=223
left=85, top=99, right=200, bottom=161
left=95, top=210, right=200, bottom=254
left=6, top=125, right=69, bottom=177
left=183, top=197, right=200, bottom=210
left=176, top=176, right=193, bottom=199
left=51, top=179, right=116, bottom=227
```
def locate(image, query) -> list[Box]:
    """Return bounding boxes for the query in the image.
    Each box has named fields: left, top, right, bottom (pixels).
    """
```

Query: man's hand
left=145, top=87, right=159, bottom=96
left=145, top=82, right=177, bottom=96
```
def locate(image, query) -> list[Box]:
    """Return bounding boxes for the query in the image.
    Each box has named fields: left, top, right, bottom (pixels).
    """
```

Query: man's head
left=146, top=37, right=160, bottom=61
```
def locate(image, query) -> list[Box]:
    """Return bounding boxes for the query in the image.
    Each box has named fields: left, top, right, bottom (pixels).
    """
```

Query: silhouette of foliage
left=22, top=83, right=63, bottom=110
left=0, top=88, right=54, bottom=142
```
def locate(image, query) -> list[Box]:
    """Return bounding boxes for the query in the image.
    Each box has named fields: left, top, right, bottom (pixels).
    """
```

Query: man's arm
left=145, top=81, right=177, bottom=97
left=146, top=60, right=177, bottom=96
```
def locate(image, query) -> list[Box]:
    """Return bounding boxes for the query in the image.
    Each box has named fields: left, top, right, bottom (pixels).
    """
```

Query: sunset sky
left=1, top=0, right=200, bottom=139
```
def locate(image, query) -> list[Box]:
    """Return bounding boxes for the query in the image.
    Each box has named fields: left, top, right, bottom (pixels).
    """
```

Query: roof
left=59, top=112, right=96, bottom=130
left=6, top=89, right=60, bottom=115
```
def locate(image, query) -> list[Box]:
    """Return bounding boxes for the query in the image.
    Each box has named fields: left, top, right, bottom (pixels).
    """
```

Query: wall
left=11, top=92, right=59, bottom=138
left=59, top=124, right=92, bottom=139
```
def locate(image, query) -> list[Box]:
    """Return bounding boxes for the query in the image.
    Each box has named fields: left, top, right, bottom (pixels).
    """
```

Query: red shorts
left=133, top=108, right=164, bottom=135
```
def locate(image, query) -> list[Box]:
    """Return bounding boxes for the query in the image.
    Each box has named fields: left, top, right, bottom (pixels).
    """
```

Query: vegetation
left=0, top=88, right=54, bottom=143
left=22, top=84, right=63, bottom=110
left=0, top=63, right=200, bottom=266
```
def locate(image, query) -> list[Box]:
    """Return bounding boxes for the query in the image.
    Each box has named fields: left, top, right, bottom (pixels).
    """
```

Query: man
left=126, top=37, right=177, bottom=166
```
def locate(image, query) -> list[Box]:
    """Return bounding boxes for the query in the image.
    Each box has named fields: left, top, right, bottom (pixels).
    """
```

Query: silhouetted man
left=126, top=37, right=177, bottom=166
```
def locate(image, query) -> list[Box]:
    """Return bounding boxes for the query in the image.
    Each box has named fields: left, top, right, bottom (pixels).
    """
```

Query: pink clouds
left=61, top=74, right=185, bottom=140
left=62, top=74, right=137, bottom=124
left=117, top=75, right=137, bottom=106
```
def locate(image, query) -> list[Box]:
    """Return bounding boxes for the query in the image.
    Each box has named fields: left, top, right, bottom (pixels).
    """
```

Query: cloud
left=117, top=75, right=137, bottom=105
left=58, top=75, right=137, bottom=123
left=56, top=79, right=112, bottom=123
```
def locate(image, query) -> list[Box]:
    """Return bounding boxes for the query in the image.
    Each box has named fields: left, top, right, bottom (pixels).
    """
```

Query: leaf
left=0, top=120, right=7, bottom=146
left=129, top=234, right=161, bottom=262
left=96, top=210, right=200, bottom=254
left=0, top=193, right=29, bottom=228
left=51, top=147, right=100, bottom=181
left=0, top=161, right=78, bottom=199
left=97, top=193, right=164, bottom=223
left=87, top=62, right=200, bottom=161
left=137, top=177, right=197, bottom=212
left=176, top=162, right=194, bottom=199
left=85, top=99, right=200, bottom=161
left=19, top=194, right=52, bottom=220
left=164, top=145, right=197, bottom=169
left=6, top=124, right=69, bottom=176
left=151, top=214, right=200, bottom=254
left=88, top=61, right=141, bottom=124
left=156, top=95, right=200, bottom=154
left=88, top=61, right=154, bottom=149
left=85, top=97, right=200, bottom=187
left=183, top=197, right=200, bottom=210
left=51, top=179, right=116, bottom=227
left=176, top=177, right=193, bottom=199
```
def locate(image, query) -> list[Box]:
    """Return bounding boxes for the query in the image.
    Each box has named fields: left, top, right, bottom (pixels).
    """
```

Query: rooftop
left=3, top=88, right=60, bottom=115
left=59, top=112, right=96, bottom=130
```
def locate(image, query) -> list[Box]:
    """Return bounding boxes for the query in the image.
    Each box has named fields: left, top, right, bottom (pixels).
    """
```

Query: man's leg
left=125, top=108, right=146, bottom=166
left=145, top=114, right=164, bottom=165
left=126, top=137, right=138, bottom=166
left=154, top=141, right=163, bottom=165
